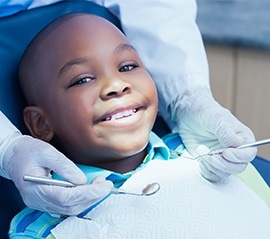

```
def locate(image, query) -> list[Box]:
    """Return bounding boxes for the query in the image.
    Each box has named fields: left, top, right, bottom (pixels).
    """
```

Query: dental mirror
left=111, top=182, right=161, bottom=196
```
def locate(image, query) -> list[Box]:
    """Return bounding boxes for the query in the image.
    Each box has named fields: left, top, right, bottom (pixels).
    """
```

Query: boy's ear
left=23, top=106, right=54, bottom=142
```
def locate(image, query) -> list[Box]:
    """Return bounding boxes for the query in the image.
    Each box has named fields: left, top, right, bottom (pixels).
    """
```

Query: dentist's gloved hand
left=2, top=133, right=113, bottom=215
left=172, top=86, right=257, bottom=182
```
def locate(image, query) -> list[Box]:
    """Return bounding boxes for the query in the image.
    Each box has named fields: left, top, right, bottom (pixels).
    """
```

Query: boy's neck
left=95, top=149, right=147, bottom=174
left=53, top=139, right=147, bottom=174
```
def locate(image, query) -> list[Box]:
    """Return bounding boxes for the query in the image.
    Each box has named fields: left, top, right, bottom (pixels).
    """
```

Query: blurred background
left=196, top=0, right=270, bottom=160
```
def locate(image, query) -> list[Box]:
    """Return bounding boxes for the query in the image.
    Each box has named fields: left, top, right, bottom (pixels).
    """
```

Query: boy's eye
left=70, top=77, right=94, bottom=87
left=119, top=63, right=138, bottom=72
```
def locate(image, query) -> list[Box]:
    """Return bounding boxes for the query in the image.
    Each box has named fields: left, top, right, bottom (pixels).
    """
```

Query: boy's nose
left=100, top=77, right=131, bottom=99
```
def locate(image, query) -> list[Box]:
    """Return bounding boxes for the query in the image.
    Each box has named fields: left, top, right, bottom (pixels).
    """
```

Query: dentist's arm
left=105, top=0, right=256, bottom=181
left=0, top=111, right=112, bottom=215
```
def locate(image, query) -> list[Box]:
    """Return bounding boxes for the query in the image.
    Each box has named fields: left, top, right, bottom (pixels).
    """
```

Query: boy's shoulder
left=9, top=207, right=61, bottom=239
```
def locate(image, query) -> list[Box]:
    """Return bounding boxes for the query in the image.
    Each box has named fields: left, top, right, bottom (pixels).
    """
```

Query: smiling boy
left=9, top=13, right=270, bottom=239
left=20, top=13, right=157, bottom=174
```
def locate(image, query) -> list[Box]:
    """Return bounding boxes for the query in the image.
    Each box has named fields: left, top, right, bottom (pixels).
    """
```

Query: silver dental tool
left=111, top=182, right=160, bottom=196
left=193, top=137, right=270, bottom=160
left=23, top=175, right=160, bottom=196
left=23, top=175, right=75, bottom=187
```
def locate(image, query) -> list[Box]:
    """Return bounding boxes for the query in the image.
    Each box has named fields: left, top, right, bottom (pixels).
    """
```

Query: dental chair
left=0, top=1, right=269, bottom=238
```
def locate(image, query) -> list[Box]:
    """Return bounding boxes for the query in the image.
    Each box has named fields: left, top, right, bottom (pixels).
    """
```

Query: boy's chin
left=113, top=132, right=150, bottom=156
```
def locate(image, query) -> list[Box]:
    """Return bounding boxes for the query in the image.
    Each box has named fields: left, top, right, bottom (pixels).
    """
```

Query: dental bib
left=52, top=157, right=270, bottom=239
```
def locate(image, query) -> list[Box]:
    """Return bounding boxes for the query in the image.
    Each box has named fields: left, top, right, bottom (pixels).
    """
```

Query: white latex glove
left=172, top=86, right=257, bottom=182
left=2, top=133, right=113, bottom=215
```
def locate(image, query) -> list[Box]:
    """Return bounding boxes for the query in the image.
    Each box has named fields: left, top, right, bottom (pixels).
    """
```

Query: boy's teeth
left=106, top=109, right=137, bottom=121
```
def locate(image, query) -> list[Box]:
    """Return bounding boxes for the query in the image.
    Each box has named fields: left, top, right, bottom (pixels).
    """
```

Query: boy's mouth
left=101, top=108, right=139, bottom=122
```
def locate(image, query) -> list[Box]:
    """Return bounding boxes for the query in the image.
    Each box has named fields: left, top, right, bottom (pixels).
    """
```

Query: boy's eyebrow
left=58, top=57, right=91, bottom=78
left=114, top=43, right=137, bottom=54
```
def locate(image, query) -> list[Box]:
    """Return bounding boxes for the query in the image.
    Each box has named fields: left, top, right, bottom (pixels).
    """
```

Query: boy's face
left=31, top=15, right=158, bottom=168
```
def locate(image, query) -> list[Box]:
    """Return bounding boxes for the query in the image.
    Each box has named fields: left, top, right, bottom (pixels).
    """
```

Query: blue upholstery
left=252, top=156, right=270, bottom=186
left=0, top=1, right=121, bottom=238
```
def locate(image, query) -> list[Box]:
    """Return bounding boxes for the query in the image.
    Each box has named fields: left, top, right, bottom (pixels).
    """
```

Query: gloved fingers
left=199, top=160, right=228, bottom=182
left=5, top=135, right=112, bottom=215
left=196, top=144, right=250, bottom=174
left=200, top=161, right=225, bottom=182
left=201, top=154, right=249, bottom=174
left=222, top=147, right=257, bottom=164
left=6, top=136, right=87, bottom=185
left=213, top=112, right=256, bottom=149
left=24, top=177, right=113, bottom=215
left=37, top=147, right=87, bottom=185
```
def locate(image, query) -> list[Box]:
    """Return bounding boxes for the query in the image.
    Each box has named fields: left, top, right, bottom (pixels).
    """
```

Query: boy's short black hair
left=19, top=13, right=90, bottom=105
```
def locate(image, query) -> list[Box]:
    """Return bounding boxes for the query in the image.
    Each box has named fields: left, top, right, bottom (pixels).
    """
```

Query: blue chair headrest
left=0, top=1, right=121, bottom=133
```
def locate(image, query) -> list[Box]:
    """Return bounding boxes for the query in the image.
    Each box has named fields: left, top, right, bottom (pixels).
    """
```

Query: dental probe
left=23, top=175, right=160, bottom=196
left=194, top=137, right=270, bottom=159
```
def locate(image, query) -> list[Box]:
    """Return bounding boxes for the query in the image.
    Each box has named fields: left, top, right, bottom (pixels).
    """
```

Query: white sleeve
left=0, top=111, right=20, bottom=178
left=102, top=0, right=210, bottom=128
